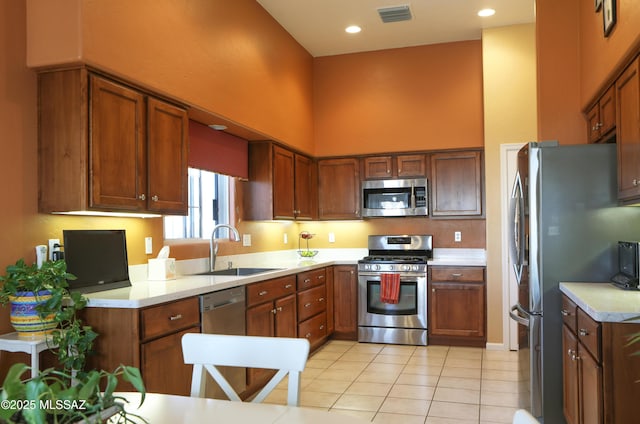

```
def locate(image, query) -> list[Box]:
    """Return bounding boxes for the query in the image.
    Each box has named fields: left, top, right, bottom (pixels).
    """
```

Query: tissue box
left=148, top=258, right=176, bottom=280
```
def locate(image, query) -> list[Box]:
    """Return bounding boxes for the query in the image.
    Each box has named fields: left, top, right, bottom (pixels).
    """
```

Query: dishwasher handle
left=200, top=287, right=246, bottom=312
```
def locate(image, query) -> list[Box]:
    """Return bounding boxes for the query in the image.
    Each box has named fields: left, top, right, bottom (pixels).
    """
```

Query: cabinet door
left=429, top=281, right=485, bottom=338
left=247, top=302, right=275, bottom=338
left=141, top=326, right=199, bottom=396
left=146, top=97, right=188, bottom=215
left=274, top=294, right=297, bottom=338
left=318, top=158, right=361, bottom=219
left=430, top=150, right=483, bottom=216
left=397, top=154, right=426, bottom=177
left=89, top=75, right=146, bottom=211
left=579, top=344, right=602, bottom=424
left=616, top=58, right=640, bottom=202
left=363, top=156, right=393, bottom=179
left=294, top=153, right=317, bottom=219
left=273, top=145, right=296, bottom=219
left=599, top=85, right=616, bottom=138
left=586, top=103, right=601, bottom=143
left=332, top=265, right=358, bottom=340
left=562, top=325, right=580, bottom=424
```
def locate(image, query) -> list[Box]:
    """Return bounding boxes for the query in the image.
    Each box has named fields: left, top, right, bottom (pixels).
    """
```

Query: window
left=164, top=168, right=232, bottom=239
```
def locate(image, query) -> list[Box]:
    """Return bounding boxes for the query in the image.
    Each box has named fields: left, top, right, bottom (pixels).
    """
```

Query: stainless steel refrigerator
left=508, top=141, right=640, bottom=423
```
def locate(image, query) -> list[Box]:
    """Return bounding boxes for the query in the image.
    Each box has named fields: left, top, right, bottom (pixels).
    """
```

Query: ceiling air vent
left=377, top=5, right=412, bottom=23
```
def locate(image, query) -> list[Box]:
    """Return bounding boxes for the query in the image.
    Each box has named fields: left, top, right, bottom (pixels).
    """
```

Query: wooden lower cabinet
left=82, top=296, right=200, bottom=396
left=246, top=276, right=297, bottom=387
left=296, top=268, right=328, bottom=350
left=561, top=294, right=640, bottom=424
left=141, top=327, right=200, bottom=395
left=428, top=266, right=486, bottom=347
left=332, top=265, right=358, bottom=340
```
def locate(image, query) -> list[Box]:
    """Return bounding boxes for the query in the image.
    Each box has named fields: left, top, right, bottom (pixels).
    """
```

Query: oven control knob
left=402, top=264, right=410, bottom=271
left=374, top=264, right=381, bottom=271
left=412, top=265, right=420, bottom=271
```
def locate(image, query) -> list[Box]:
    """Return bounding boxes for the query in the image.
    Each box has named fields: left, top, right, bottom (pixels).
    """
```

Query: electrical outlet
left=48, top=239, right=60, bottom=261
left=242, top=234, right=252, bottom=247
left=145, top=237, right=153, bottom=254
left=328, top=232, right=336, bottom=243
left=454, top=231, right=462, bottom=242
left=284, top=233, right=288, bottom=244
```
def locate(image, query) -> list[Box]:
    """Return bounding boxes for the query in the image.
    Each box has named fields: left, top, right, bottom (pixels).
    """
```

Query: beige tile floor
left=265, top=340, right=529, bottom=423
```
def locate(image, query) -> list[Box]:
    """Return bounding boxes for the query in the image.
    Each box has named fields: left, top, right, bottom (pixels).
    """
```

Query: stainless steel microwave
left=361, top=178, right=428, bottom=218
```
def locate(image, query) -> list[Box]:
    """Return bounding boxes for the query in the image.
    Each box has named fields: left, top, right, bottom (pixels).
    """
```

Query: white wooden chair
left=512, top=409, right=539, bottom=423
left=181, top=333, right=310, bottom=406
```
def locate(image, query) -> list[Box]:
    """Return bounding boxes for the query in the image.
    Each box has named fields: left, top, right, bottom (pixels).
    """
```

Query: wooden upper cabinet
left=397, top=154, right=427, bottom=177
left=587, top=85, right=616, bottom=143
left=244, top=142, right=317, bottom=220
left=363, top=154, right=426, bottom=179
left=318, top=158, right=361, bottom=219
left=146, top=97, right=189, bottom=214
left=430, top=150, right=483, bottom=217
left=38, top=68, right=188, bottom=215
left=363, top=156, right=392, bottom=178
left=293, top=153, right=317, bottom=220
left=272, top=145, right=296, bottom=219
left=89, top=75, right=147, bottom=211
left=616, top=57, right=640, bottom=203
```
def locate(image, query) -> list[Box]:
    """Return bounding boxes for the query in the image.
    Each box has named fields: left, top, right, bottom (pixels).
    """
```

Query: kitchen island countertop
left=559, top=282, right=640, bottom=323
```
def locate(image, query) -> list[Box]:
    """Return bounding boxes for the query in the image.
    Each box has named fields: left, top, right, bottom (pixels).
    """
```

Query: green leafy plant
left=0, top=362, right=146, bottom=424
left=0, top=259, right=98, bottom=374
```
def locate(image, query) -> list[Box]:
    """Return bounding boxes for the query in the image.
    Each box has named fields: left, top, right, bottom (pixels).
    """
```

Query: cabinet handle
left=634, top=179, right=639, bottom=187
left=567, top=348, right=578, bottom=361
left=318, top=297, right=325, bottom=302
left=277, top=306, right=283, bottom=312
left=304, top=302, right=312, bottom=308
left=305, top=333, right=312, bottom=338
left=451, top=273, right=463, bottom=277
left=138, top=194, right=146, bottom=200
left=169, top=314, right=183, bottom=321
left=284, top=284, right=293, bottom=289
left=578, top=329, right=589, bottom=337
left=560, top=309, right=570, bottom=317
left=304, top=278, right=311, bottom=283
left=271, top=308, right=277, bottom=315
left=432, top=288, right=436, bottom=292
left=151, top=195, right=159, bottom=201
left=317, top=275, right=325, bottom=280
left=350, top=270, right=354, bottom=275
left=319, top=325, right=324, bottom=330
left=259, top=290, right=268, bottom=296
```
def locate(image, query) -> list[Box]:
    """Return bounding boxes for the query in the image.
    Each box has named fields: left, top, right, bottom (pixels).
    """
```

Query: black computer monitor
left=63, top=229, right=132, bottom=293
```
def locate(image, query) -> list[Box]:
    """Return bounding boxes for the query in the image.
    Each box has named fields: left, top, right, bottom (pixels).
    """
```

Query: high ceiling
left=257, top=0, right=536, bottom=57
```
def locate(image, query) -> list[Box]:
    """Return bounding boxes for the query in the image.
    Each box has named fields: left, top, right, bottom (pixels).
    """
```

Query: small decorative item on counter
left=298, top=231, right=318, bottom=258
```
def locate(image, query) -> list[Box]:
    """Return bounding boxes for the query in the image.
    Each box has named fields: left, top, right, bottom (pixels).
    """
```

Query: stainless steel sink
left=198, top=267, right=282, bottom=276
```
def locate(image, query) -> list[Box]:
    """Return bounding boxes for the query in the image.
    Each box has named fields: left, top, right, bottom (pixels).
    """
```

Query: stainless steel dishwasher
left=199, top=286, right=246, bottom=399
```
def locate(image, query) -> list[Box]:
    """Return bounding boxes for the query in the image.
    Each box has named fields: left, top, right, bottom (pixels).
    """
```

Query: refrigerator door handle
left=509, top=304, right=530, bottom=327
left=509, top=172, right=525, bottom=284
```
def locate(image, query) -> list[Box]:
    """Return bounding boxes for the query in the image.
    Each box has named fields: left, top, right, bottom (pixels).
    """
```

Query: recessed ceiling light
left=208, top=124, right=228, bottom=131
left=345, top=25, right=361, bottom=34
left=478, top=8, right=496, bottom=17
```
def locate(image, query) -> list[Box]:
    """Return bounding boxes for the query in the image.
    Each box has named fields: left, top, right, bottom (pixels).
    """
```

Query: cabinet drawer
left=561, top=295, right=578, bottom=333
left=297, top=268, right=326, bottom=291
left=247, top=275, right=296, bottom=307
left=298, top=311, right=327, bottom=346
left=297, top=285, right=326, bottom=322
left=431, top=266, right=484, bottom=282
left=140, top=297, right=200, bottom=341
left=577, top=308, right=601, bottom=362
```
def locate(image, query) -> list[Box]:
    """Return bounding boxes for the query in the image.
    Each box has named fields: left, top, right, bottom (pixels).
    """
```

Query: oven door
left=358, top=272, right=427, bottom=330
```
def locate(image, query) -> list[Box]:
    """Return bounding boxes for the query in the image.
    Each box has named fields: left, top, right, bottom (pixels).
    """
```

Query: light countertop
left=559, top=282, right=640, bottom=323
left=85, top=248, right=486, bottom=309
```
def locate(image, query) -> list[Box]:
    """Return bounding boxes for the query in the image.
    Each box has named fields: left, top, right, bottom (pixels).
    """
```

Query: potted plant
left=0, top=259, right=98, bottom=374
left=0, top=362, right=146, bottom=424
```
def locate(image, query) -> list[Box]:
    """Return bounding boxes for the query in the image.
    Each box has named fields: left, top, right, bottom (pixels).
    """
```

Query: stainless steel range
left=358, top=234, right=432, bottom=345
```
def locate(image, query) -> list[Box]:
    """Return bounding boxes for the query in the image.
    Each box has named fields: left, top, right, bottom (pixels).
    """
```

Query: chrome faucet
left=210, top=224, right=241, bottom=272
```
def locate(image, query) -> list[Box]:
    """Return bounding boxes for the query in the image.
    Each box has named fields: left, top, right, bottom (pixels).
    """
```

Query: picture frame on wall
left=595, top=0, right=603, bottom=12
left=603, top=0, right=616, bottom=37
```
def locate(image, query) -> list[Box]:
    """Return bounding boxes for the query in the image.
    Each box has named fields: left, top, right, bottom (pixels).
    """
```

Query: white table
left=115, top=392, right=369, bottom=423
left=0, top=332, right=56, bottom=377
